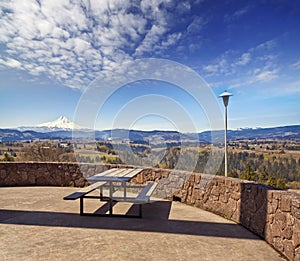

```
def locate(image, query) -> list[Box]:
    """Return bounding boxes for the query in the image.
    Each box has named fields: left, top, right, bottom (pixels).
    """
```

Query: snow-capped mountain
left=17, top=116, right=84, bottom=132
left=37, top=116, right=81, bottom=129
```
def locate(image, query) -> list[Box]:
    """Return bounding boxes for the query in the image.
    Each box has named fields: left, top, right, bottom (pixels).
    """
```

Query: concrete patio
left=0, top=187, right=284, bottom=260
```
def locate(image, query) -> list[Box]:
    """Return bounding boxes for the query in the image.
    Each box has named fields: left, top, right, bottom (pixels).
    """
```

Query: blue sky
left=0, top=0, right=299, bottom=132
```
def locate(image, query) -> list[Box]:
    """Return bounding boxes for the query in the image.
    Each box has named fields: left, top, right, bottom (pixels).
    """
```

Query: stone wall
left=0, top=162, right=299, bottom=260
left=0, top=162, right=134, bottom=187
left=169, top=172, right=300, bottom=261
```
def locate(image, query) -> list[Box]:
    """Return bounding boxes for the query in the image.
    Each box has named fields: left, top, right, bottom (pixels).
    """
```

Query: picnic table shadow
left=0, top=200, right=259, bottom=240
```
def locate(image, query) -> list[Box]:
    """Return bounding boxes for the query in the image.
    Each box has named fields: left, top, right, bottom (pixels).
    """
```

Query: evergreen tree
left=276, top=176, right=286, bottom=189
left=267, top=173, right=277, bottom=187
left=2, top=152, right=14, bottom=162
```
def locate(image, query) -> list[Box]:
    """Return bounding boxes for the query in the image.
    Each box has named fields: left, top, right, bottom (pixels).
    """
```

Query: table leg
left=109, top=181, right=113, bottom=215
left=100, top=186, right=103, bottom=200
left=80, top=197, right=84, bottom=216
left=109, top=198, right=113, bottom=215
left=123, top=181, right=126, bottom=199
left=109, top=181, right=113, bottom=198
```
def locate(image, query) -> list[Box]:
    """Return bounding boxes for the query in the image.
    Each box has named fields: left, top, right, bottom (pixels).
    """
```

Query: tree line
left=2, top=141, right=300, bottom=189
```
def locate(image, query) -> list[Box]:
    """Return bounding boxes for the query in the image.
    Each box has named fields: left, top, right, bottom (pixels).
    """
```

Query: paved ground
left=0, top=187, right=284, bottom=261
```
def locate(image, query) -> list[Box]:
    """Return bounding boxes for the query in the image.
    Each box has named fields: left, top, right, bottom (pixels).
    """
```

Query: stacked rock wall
left=0, top=162, right=299, bottom=260
left=169, top=172, right=300, bottom=260
left=0, top=162, right=113, bottom=187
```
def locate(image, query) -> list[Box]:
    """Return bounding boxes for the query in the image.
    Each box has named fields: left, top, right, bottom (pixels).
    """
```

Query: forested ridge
left=2, top=140, right=300, bottom=189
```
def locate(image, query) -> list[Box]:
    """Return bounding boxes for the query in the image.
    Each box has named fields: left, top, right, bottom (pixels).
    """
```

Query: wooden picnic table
left=87, top=168, right=143, bottom=200
left=64, top=168, right=157, bottom=218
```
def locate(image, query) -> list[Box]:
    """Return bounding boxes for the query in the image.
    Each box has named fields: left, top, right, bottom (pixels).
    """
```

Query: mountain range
left=0, top=116, right=299, bottom=142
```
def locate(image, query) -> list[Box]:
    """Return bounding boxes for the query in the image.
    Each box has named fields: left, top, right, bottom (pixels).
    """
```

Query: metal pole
left=219, top=91, right=232, bottom=177
left=224, top=105, right=228, bottom=177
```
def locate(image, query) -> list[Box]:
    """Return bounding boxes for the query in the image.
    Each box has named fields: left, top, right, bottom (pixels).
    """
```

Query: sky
left=0, top=0, right=300, bottom=132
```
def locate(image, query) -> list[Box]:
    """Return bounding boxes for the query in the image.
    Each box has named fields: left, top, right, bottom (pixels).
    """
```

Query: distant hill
left=0, top=125, right=299, bottom=142
left=197, top=125, right=300, bottom=142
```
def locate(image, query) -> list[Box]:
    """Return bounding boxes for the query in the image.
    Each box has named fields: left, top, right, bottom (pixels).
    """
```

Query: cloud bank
left=0, top=0, right=200, bottom=89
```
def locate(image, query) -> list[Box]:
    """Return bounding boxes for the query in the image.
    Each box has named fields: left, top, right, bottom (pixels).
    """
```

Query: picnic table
left=64, top=168, right=157, bottom=218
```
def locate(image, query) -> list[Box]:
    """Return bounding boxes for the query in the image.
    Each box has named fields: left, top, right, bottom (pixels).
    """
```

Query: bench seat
left=134, top=182, right=158, bottom=203
left=63, top=181, right=106, bottom=200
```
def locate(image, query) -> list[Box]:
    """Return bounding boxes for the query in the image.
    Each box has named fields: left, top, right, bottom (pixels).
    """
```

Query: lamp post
left=219, top=90, right=233, bottom=177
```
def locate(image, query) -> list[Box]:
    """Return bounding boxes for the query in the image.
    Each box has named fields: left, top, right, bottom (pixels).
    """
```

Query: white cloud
left=187, top=16, right=206, bottom=34
left=227, top=67, right=279, bottom=89
left=224, top=6, right=251, bottom=23
left=134, top=24, right=167, bottom=56
left=254, top=69, right=278, bottom=82
left=236, top=53, right=251, bottom=66
left=202, top=51, right=235, bottom=76
left=254, top=39, right=276, bottom=51
left=292, top=60, right=300, bottom=70
left=203, top=64, right=218, bottom=73
left=176, top=1, right=191, bottom=14
left=202, top=38, right=279, bottom=87
left=0, top=57, right=22, bottom=68
left=0, top=0, right=191, bottom=89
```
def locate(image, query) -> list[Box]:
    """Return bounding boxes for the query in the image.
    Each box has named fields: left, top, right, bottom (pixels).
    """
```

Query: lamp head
left=219, top=90, right=233, bottom=107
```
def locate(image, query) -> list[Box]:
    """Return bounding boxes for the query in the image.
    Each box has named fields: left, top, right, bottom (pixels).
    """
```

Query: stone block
left=87, top=167, right=95, bottom=176
left=274, top=212, right=287, bottom=230
left=21, top=171, right=28, bottom=181
left=28, top=174, right=36, bottom=185
left=220, top=192, right=229, bottom=203
left=265, top=224, right=273, bottom=244
left=216, top=176, right=225, bottom=184
left=255, top=194, right=267, bottom=211
left=247, top=199, right=257, bottom=213
left=250, top=186, right=259, bottom=199
left=271, top=199, right=279, bottom=213
left=36, top=176, right=48, bottom=186
left=286, top=213, right=295, bottom=226
left=267, top=203, right=275, bottom=214
left=0, top=169, right=6, bottom=179
left=270, top=222, right=281, bottom=237
left=281, top=195, right=292, bottom=212
left=188, top=187, right=193, bottom=196
left=294, top=218, right=300, bottom=248
left=273, top=191, right=282, bottom=200
left=250, top=211, right=266, bottom=237
left=54, top=175, right=62, bottom=185
left=230, top=191, right=240, bottom=201
left=293, top=198, right=300, bottom=208
left=295, top=246, right=300, bottom=261
left=283, top=239, right=294, bottom=261
left=231, top=208, right=240, bottom=223
left=191, top=196, right=196, bottom=204
left=267, top=190, right=273, bottom=202
left=292, top=206, right=300, bottom=219
left=219, top=185, right=226, bottom=195
left=211, top=186, right=220, bottom=196
left=234, top=183, right=241, bottom=192
left=135, top=173, right=144, bottom=184
left=282, top=226, right=293, bottom=240
left=267, top=213, right=275, bottom=224
left=195, top=174, right=200, bottom=184
left=274, top=237, right=284, bottom=252
left=225, top=198, right=237, bottom=218
left=80, top=164, right=88, bottom=172
left=188, top=174, right=195, bottom=182
left=211, top=195, right=219, bottom=201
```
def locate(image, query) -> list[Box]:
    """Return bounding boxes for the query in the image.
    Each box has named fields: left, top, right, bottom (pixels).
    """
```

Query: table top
left=86, top=168, right=144, bottom=182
